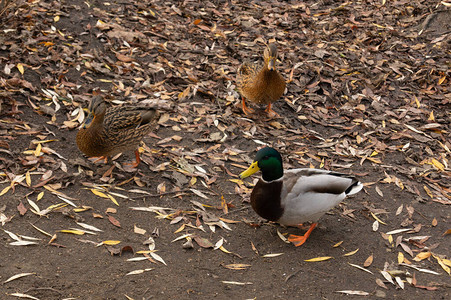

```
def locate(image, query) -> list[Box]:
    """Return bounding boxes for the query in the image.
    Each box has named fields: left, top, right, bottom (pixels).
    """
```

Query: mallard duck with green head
left=240, top=147, right=363, bottom=246
left=237, top=43, right=286, bottom=117
left=76, top=96, right=159, bottom=167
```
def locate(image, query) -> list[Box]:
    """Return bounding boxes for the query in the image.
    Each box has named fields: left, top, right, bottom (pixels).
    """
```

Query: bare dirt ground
left=0, top=0, right=450, bottom=299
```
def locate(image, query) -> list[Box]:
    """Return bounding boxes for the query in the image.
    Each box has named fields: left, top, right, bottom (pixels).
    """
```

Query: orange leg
left=88, top=156, right=108, bottom=164
left=264, top=103, right=279, bottom=118
left=241, top=98, right=254, bottom=115
left=124, top=149, right=141, bottom=168
left=288, top=223, right=317, bottom=247
left=133, top=149, right=141, bottom=167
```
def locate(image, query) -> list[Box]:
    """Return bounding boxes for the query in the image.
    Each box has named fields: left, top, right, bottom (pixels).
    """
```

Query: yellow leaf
left=54, top=15, right=60, bottom=22
left=219, top=245, right=232, bottom=254
left=25, top=171, right=31, bottom=187
left=428, top=111, right=435, bottom=121
left=414, top=96, right=420, bottom=108
left=34, top=143, right=42, bottom=157
left=59, top=230, right=85, bottom=235
left=432, top=218, right=438, bottom=227
left=388, top=234, right=393, bottom=245
left=442, top=259, right=451, bottom=268
left=370, top=212, right=387, bottom=225
left=344, top=248, right=359, bottom=256
left=438, top=75, right=446, bottom=85
left=370, top=151, right=378, bottom=157
left=433, top=255, right=450, bottom=275
left=228, top=178, right=244, bottom=184
left=17, top=63, right=25, bottom=74
left=304, top=256, right=333, bottom=262
left=178, top=86, right=190, bottom=100
left=431, top=158, right=444, bottom=171
left=333, top=241, right=343, bottom=248
left=101, top=240, right=121, bottom=245
left=107, top=194, right=119, bottom=206
left=73, top=207, right=90, bottom=212
left=423, top=185, right=434, bottom=198
left=30, top=223, right=52, bottom=237
left=398, top=252, right=404, bottom=264
left=372, top=23, right=386, bottom=29
left=90, top=188, right=109, bottom=198
left=37, top=191, right=44, bottom=201
left=0, top=185, right=11, bottom=196
left=413, top=251, right=431, bottom=262
left=46, top=203, right=66, bottom=211
left=364, top=254, right=373, bottom=267
left=367, top=157, right=381, bottom=164
left=136, top=250, right=156, bottom=254
left=173, top=224, right=185, bottom=234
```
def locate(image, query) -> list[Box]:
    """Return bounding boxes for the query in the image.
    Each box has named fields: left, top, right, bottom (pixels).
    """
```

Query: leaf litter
left=0, top=0, right=449, bottom=298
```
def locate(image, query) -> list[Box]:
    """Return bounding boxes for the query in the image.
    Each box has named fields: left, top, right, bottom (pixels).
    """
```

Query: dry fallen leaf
left=262, top=253, right=284, bottom=258
left=364, top=254, right=373, bottom=267
left=134, top=224, right=146, bottom=235
left=304, top=256, right=333, bottom=262
left=221, top=281, right=252, bottom=285
left=108, top=215, right=121, bottom=227
left=344, top=248, right=359, bottom=256
left=17, top=201, right=27, bottom=216
left=333, top=241, right=344, bottom=248
left=223, top=264, right=251, bottom=270
left=336, top=290, right=369, bottom=296
left=59, top=229, right=85, bottom=235
left=431, top=218, right=438, bottom=227
left=125, top=268, right=153, bottom=276
left=3, top=272, right=36, bottom=284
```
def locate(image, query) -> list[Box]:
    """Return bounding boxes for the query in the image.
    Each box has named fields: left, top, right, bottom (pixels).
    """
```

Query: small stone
left=374, top=290, right=386, bottom=298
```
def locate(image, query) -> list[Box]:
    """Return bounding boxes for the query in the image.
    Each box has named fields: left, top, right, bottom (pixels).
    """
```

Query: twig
left=0, top=0, right=12, bottom=18
left=129, top=189, right=191, bottom=199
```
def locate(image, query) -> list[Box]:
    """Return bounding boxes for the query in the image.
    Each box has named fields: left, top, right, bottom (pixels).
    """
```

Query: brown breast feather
left=250, top=179, right=284, bottom=222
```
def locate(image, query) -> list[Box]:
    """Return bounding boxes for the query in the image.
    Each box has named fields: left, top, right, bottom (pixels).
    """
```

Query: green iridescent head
left=240, top=147, right=284, bottom=182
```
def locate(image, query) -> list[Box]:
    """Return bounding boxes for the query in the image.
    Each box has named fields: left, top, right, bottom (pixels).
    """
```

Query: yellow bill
left=239, top=161, right=260, bottom=179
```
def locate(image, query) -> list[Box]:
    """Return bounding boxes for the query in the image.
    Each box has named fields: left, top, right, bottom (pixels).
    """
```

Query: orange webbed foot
left=242, top=98, right=254, bottom=115
left=264, top=103, right=279, bottom=118
left=123, top=149, right=141, bottom=170
left=288, top=223, right=317, bottom=247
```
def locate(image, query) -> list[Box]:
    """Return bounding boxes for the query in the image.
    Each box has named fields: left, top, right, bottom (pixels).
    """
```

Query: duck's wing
left=278, top=169, right=363, bottom=225
left=105, top=107, right=158, bottom=132
left=237, top=62, right=259, bottom=90
left=284, top=168, right=362, bottom=195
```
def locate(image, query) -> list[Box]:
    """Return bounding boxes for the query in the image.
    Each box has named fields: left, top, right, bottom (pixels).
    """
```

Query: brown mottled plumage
left=237, top=43, right=286, bottom=117
left=76, top=96, right=159, bottom=167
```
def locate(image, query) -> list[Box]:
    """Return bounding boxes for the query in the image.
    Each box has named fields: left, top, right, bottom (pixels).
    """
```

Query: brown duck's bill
left=267, top=57, right=276, bottom=71
left=82, top=112, right=94, bottom=129
left=239, top=161, right=260, bottom=179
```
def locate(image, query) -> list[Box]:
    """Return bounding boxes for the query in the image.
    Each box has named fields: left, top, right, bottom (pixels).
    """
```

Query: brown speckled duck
left=237, top=43, right=286, bottom=117
left=240, top=147, right=363, bottom=247
left=76, top=96, right=159, bottom=167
